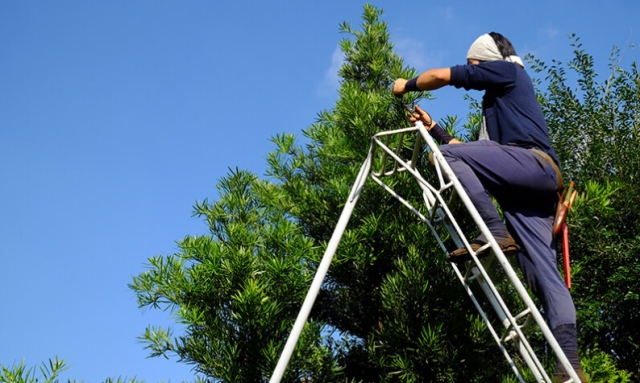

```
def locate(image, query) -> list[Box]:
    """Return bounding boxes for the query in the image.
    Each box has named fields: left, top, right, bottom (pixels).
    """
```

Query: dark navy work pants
left=439, top=140, right=576, bottom=330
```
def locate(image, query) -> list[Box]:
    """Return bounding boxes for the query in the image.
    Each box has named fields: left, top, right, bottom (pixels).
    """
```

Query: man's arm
left=393, top=68, right=451, bottom=97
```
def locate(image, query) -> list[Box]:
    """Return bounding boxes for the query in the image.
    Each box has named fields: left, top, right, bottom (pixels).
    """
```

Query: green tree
left=528, top=36, right=640, bottom=380
left=130, top=6, right=639, bottom=383
left=131, top=5, right=507, bottom=382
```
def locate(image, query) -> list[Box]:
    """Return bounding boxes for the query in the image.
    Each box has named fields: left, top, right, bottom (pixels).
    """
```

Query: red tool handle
left=561, top=223, right=571, bottom=289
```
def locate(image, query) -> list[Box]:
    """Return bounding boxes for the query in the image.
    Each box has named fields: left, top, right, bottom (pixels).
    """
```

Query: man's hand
left=392, top=79, right=407, bottom=97
left=409, top=105, right=434, bottom=129
left=408, top=105, right=461, bottom=145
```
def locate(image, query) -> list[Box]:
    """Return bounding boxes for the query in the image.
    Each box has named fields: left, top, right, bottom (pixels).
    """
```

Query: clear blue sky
left=1, top=1, right=638, bottom=382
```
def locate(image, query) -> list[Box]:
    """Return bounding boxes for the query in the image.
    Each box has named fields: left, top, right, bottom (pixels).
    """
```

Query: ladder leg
left=269, top=150, right=373, bottom=383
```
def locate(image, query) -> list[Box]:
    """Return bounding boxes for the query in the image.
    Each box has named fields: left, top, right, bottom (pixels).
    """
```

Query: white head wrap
left=467, top=34, right=524, bottom=68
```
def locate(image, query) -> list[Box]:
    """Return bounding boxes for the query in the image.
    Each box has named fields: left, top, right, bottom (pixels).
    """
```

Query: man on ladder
left=393, top=32, right=587, bottom=382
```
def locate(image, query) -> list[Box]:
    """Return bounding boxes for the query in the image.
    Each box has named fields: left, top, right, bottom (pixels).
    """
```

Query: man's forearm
left=415, top=68, right=451, bottom=90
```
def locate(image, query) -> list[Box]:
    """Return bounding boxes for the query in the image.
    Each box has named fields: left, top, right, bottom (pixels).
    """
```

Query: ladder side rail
left=372, top=131, right=475, bottom=289
left=470, top=266, right=549, bottom=382
left=373, top=125, right=549, bottom=380
left=420, top=127, right=553, bottom=382
left=442, top=230, right=530, bottom=382
left=374, top=125, right=574, bottom=382
left=370, top=133, right=529, bottom=381
left=438, top=230, right=527, bottom=383
left=373, top=130, right=530, bottom=347
left=445, top=228, right=540, bottom=382
left=417, top=174, right=477, bottom=262
left=444, top=213, right=549, bottom=381
left=465, top=257, right=547, bottom=382
left=453, top=266, right=528, bottom=383
left=371, top=130, right=534, bottom=381
left=269, top=146, right=374, bottom=383
left=506, top=315, right=546, bottom=383
left=416, top=122, right=579, bottom=383
left=438, top=190, right=552, bottom=381
left=444, top=221, right=544, bottom=381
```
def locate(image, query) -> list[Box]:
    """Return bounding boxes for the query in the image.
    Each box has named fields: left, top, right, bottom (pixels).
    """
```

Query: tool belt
left=528, top=148, right=571, bottom=236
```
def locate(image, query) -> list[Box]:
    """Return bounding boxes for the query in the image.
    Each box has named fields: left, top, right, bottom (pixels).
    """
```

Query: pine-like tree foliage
left=130, top=6, right=639, bottom=383
left=268, top=5, right=522, bottom=382
left=130, top=5, right=508, bottom=382
left=129, top=168, right=345, bottom=382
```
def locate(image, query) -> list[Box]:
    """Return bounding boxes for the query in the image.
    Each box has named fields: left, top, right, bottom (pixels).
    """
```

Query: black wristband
left=429, top=123, right=454, bottom=144
left=405, top=77, right=420, bottom=92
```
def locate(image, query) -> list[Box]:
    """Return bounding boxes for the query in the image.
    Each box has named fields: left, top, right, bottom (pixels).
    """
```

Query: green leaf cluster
left=1, top=358, right=69, bottom=383
left=0, top=358, right=143, bottom=383
left=129, top=169, right=345, bottom=382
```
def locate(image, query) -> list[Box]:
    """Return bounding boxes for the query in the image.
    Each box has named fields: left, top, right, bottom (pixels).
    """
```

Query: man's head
left=466, top=32, right=524, bottom=68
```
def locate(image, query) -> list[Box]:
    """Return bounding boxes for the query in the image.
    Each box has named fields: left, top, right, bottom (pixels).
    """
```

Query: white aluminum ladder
left=269, top=121, right=581, bottom=383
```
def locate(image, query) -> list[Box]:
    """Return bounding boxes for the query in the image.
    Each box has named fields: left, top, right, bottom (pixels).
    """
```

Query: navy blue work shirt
left=449, top=60, right=560, bottom=166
